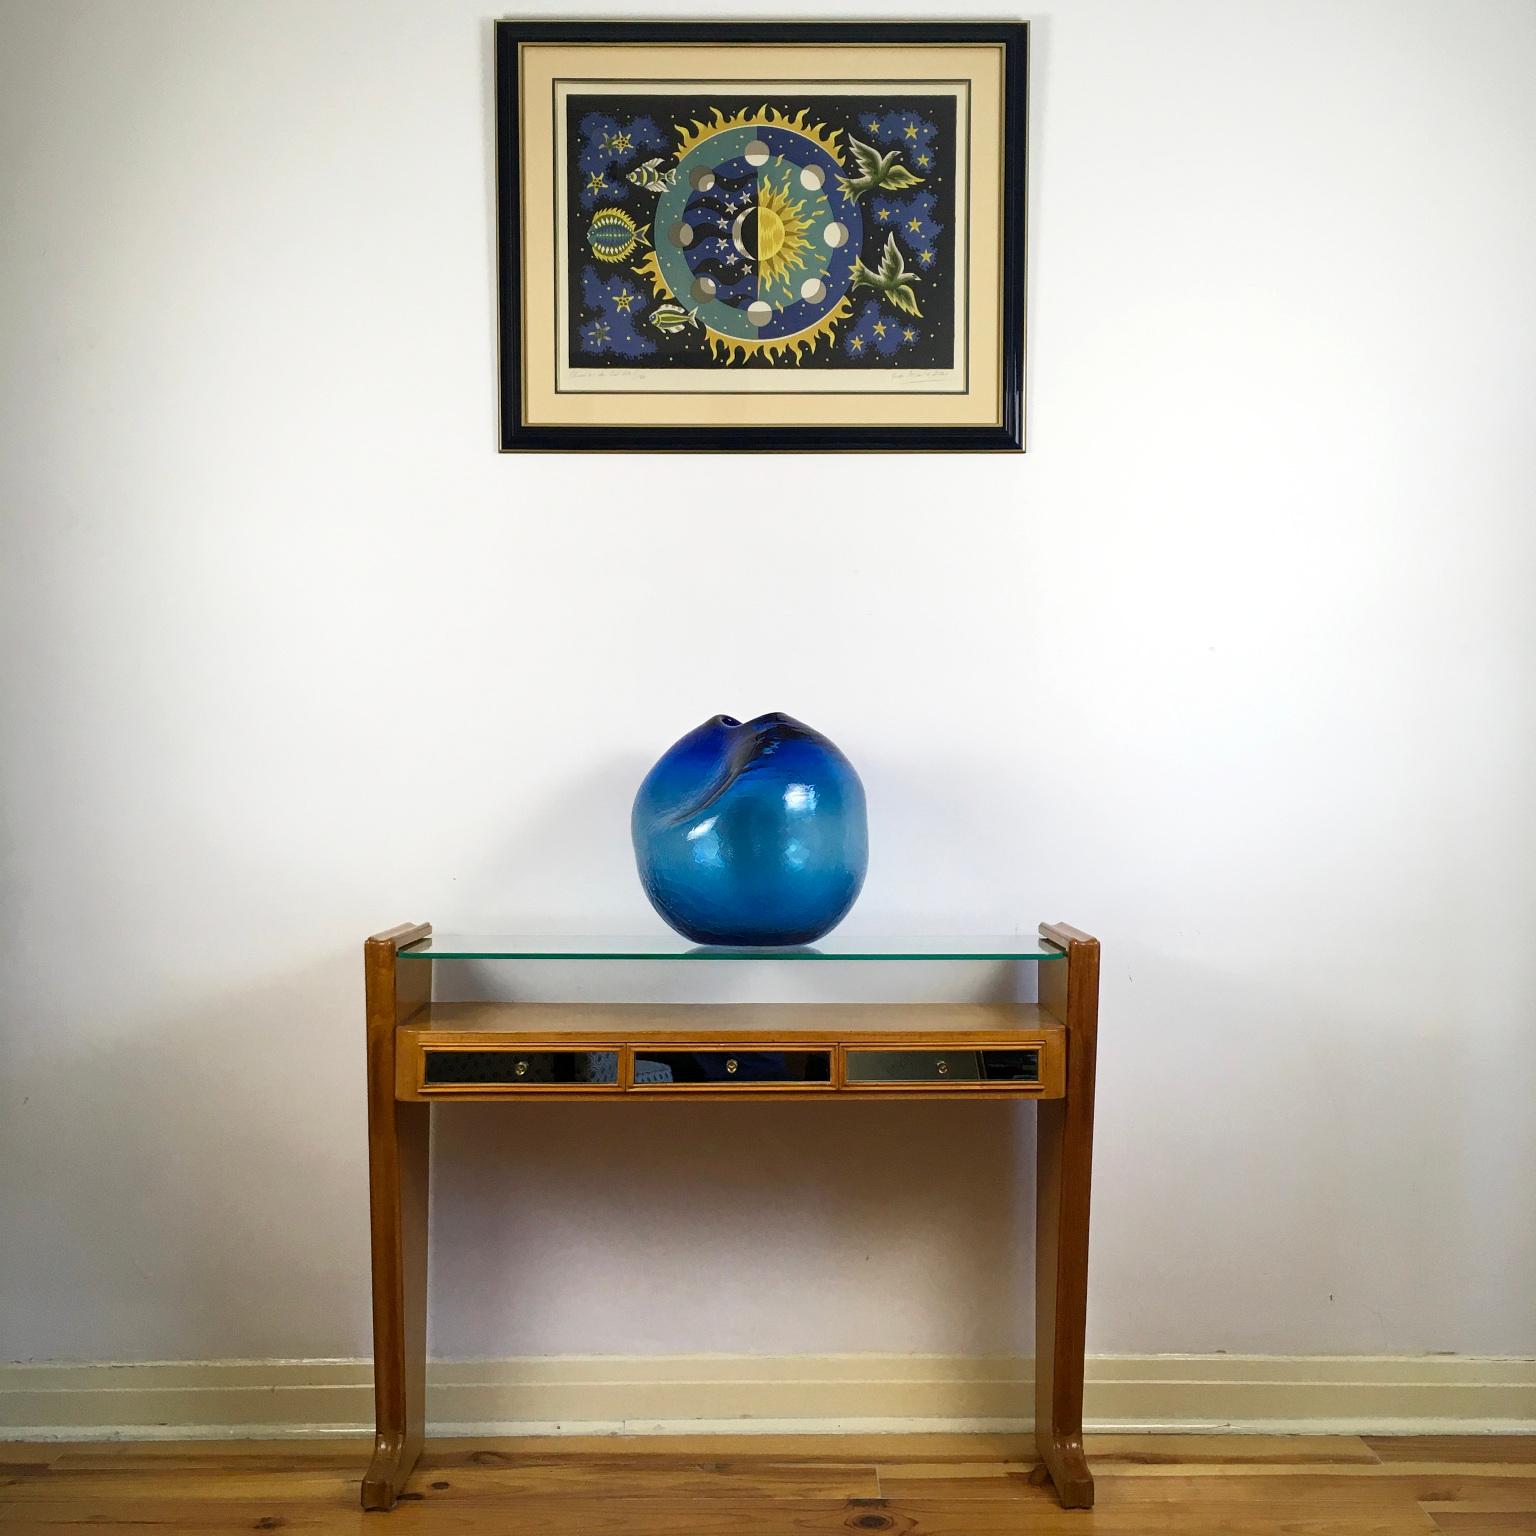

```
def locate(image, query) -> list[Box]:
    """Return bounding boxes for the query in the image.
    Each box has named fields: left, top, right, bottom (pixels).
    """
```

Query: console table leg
left=1034, top=924, right=1100, bottom=1510
left=362, top=1096, right=428, bottom=1509
left=363, top=926, right=432, bottom=1512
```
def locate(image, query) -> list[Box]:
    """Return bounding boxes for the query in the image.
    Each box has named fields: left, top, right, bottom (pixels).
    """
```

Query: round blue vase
left=632, top=713, right=868, bottom=947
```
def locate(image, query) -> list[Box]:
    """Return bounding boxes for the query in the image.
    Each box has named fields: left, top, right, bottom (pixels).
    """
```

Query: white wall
left=3, top=0, right=1534, bottom=1368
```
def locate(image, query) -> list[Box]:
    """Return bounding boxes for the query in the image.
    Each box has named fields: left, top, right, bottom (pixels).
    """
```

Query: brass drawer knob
left=726, top=1058, right=739, bottom=1075
left=936, top=1059, right=949, bottom=1075
left=514, top=1059, right=529, bottom=1077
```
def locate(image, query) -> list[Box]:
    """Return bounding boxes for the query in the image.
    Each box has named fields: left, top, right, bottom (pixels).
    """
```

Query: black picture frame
left=496, top=19, right=1028, bottom=452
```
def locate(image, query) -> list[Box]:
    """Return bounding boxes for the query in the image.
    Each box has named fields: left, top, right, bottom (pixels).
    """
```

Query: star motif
left=919, top=249, right=934, bottom=264
left=877, top=207, right=890, bottom=221
left=904, top=122, right=918, bottom=140
left=873, top=320, right=888, bottom=339
left=907, top=216, right=923, bottom=233
left=725, top=196, right=739, bottom=211
left=586, top=171, right=605, bottom=193
left=916, top=152, right=930, bottom=167
left=850, top=336, right=864, bottom=351
left=726, top=251, right=741, bottom=266
left=612, top=288, right=634, bottom=312
left=586, top=319, right=610, bottom=342
left=902, top=326, right=916, bottom=342
left=868, top=119, right=881, bottom=133
left=611, top=131, right=632, bottom=153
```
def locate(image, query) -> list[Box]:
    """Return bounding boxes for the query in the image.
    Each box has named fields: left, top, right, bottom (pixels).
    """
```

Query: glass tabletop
left=398, top=934, right=1067, bottom=961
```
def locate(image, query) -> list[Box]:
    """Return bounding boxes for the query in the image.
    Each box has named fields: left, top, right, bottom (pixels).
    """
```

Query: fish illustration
left=850, top=232, right=923, bottom=317
left=647, top=302, right=700, bottom=334
left=586, top=207, right=651, bottom=262
left=837, top=136, right=926, bottom=205
left=626, top=157, right=679, bottom=193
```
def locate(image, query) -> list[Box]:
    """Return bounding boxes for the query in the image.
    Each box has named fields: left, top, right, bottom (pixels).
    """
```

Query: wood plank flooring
left=1, top=1433, right=1533, bottom=1534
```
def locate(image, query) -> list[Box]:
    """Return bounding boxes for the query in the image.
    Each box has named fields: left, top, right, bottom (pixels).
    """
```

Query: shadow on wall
left=458, top=760, right=654, bottom=930
left=428, top=1098, right=1039, bottom=1359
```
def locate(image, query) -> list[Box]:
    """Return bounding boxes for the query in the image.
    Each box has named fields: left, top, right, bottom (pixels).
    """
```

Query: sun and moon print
left=564, top=92, right=960, bottom=378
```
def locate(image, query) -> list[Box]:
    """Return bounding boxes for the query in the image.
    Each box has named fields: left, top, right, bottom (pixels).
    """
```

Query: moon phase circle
left=732, top=205, right=787, bottom=265
left=652, top=119, right=865, bottom=355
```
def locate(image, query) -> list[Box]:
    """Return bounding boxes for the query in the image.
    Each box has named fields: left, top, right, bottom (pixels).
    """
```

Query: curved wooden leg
left=363, top=1425, right=423, bottom=1512
left=1035, top=926, right=1099, bottom=1510
left=362, top=1090, right=429, bottom=1510
left=363, top=929, right=432, bottom=1511
left=1034, top=1093, right=1095, bottom=1509
left=1037, top=1429, right=1094, bottom=1509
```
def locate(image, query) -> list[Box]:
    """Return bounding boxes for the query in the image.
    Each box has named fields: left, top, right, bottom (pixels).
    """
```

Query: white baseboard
left=2, top=1353, right=1533, bottom=1441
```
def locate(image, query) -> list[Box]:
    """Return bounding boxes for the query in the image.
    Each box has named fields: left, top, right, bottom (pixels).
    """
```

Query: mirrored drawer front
left=630, top=1049, right=833, bottom=1088
left=844, top=1047, right=1042, bottom=1087
left=421, top=1049, right=619, bottom=1089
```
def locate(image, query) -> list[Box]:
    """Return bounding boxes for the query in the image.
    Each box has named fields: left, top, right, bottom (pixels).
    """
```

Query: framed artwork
left=496, top=20, right=1028, bottom=452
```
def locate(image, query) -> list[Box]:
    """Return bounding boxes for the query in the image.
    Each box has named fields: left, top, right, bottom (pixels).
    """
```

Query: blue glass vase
left=632, top=713, right=868, bottom=946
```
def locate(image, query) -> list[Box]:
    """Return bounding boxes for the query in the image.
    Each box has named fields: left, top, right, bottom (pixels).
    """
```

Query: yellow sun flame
left=633, top=251, right=853, bottom=365
left=704, top=297, right=853, bottom=365
left=672, top=105, right=843, bottom=163
left=632, top=248, right=668, bottom=297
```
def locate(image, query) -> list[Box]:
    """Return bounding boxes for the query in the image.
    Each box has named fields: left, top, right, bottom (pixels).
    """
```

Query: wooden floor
left=2, top=1433, right=1534, bottom=1534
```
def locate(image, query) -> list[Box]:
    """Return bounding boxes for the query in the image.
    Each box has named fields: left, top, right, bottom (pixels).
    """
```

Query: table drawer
left=842, top=1045, right=1044, bottom=1089
left=418, top=1047, right=620, bottom=1093
left=629, top=1048, right=834, bottom=1090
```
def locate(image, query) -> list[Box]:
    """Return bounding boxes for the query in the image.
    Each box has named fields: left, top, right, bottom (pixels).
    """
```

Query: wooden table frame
left=361, top=921, right=1100, bottom=1512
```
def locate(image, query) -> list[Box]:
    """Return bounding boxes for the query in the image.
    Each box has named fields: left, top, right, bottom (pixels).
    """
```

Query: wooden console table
left=362, top=923, right=1100, bottom=1512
